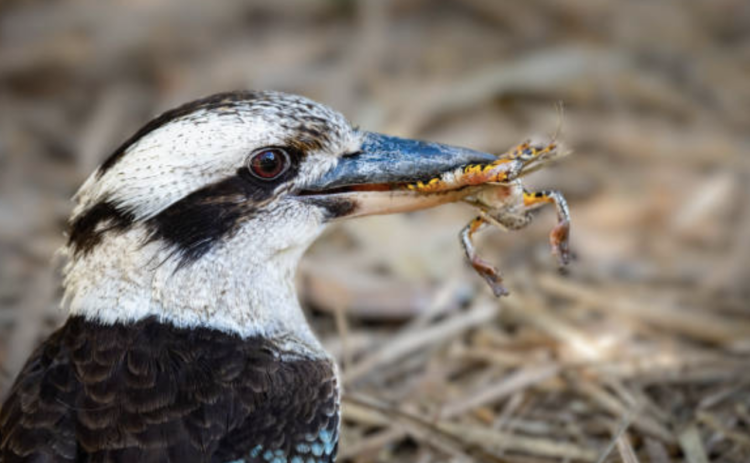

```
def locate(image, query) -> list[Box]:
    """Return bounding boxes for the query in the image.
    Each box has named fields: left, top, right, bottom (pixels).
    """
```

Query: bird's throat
left=61, top=223, right=326, bottom=357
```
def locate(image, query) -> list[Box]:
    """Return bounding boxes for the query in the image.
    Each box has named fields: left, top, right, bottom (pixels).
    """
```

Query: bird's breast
left=0, top=315, right=340, bottom=462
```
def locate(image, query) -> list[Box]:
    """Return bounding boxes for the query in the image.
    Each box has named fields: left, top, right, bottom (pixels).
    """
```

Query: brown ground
left=1, top=1, right=749, bottom=462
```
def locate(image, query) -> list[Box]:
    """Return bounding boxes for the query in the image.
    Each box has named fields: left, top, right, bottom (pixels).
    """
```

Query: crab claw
left=550, top=220, right=571, bottom=267
left=471, top=255, right=511, bottom=297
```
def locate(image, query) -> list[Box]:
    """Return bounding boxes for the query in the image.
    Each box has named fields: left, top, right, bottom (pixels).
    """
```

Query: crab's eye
left=248, top=148, right=290, bottom=180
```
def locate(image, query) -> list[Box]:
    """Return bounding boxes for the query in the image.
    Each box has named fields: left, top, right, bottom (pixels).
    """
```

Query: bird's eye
left=248, top=148, right=290, bottom=180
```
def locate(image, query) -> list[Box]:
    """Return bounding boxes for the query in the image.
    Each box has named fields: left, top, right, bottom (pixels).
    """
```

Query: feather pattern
left=0, top=316, right=339, bottom=463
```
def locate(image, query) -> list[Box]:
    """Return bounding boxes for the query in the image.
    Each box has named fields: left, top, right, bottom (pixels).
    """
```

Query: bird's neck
left=61, top=224, right=326, bottom=357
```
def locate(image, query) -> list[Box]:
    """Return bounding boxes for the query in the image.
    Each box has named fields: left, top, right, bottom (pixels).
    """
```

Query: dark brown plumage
left=0, top=317, right=338, bottom=462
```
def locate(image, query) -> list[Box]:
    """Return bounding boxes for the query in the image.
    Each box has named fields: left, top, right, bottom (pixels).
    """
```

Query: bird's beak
left=299, top=131, right=498, bottom=219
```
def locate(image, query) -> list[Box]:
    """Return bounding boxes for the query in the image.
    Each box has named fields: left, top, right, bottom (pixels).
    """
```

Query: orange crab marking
left=523, top=190, right=554, bottom=207
left=406, top=139, right=562, bottom=198
left=510, top=141, right=531, bottom=158
left=405, top=177, right=442, bottom=193
left=468, top=215, right=485, bottom=234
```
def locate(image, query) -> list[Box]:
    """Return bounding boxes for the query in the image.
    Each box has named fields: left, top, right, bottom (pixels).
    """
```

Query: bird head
left=62, top=91, right=495, bottom=352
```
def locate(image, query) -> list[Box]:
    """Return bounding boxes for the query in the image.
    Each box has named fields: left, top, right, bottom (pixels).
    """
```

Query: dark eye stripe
left=67, top=201, right=136, bottom=257
left=145, top=156, right=301, bottom=265
left=144, top=176, right=260, bottom=265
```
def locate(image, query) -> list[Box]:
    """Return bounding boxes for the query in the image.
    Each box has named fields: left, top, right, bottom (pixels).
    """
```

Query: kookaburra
left=0, top=91, right=500, bottom=462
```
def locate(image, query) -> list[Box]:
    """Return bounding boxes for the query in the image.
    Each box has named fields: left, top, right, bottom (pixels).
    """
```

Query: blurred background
left=1, top=0, right=749, bottom=461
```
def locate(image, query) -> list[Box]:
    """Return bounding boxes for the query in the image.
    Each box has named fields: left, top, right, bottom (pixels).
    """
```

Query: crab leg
left=460, top=215, right=510, bottom=297
left=522, top=189, right=571, bottom=266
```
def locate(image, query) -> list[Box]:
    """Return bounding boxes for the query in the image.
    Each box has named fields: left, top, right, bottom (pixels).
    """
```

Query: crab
left=404, top=139, right=571, bottom=297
